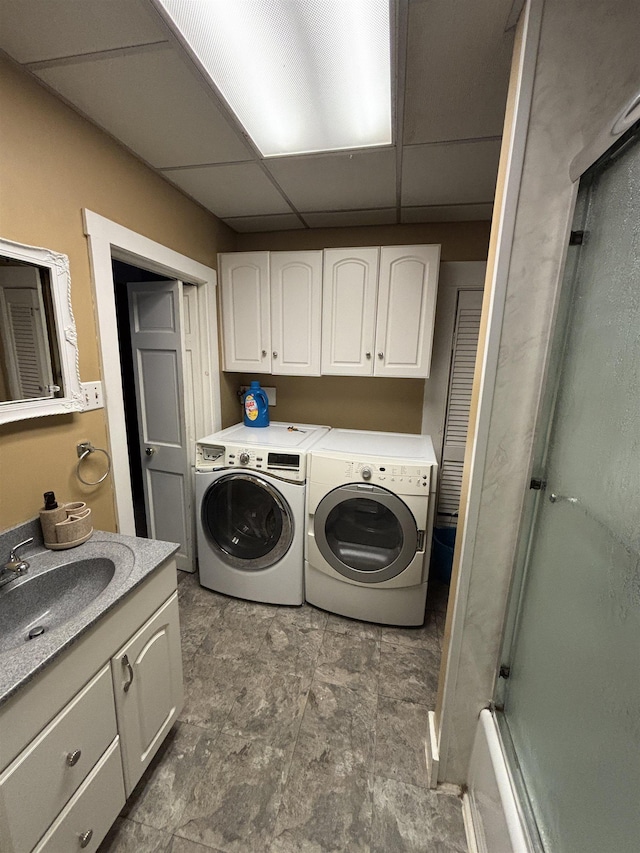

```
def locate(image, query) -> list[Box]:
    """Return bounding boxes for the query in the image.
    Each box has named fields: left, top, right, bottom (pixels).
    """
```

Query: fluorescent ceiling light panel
left=155, top=0, right=392, bottom=157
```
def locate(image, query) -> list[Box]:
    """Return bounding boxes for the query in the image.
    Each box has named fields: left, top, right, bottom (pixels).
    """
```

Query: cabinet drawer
left=0, top=664, right=117, bottom=853
left=33, top=737, right=125, bottom=853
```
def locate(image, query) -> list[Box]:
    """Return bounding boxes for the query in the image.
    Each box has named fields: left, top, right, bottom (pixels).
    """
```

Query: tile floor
left=99, top=574, right=467, bottom=853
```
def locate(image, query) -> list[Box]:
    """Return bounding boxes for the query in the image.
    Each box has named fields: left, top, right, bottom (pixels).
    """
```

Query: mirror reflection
left=0, top=258, right=64, bottom=403
left=0, top=236, right=82, bottom=425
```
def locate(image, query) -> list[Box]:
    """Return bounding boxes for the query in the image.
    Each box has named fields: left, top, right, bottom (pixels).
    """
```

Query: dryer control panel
left=309, top=453, right=436, bottom=495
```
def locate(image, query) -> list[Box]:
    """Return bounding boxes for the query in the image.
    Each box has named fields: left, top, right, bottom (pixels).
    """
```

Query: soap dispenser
left=40, top=491, right=67, bottom=546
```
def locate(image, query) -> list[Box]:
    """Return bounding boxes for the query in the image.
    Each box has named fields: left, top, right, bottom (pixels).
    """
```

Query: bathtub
left=463, top=709, right=532, bottom=853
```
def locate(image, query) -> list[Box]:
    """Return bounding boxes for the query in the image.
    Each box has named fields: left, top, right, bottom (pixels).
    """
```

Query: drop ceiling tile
left=303, top=209, right=398, bottom=228
left=0, top=0, right=166, bottom=64
left=403, top=0, right=514, bottom=143
left=223, top=214, right=305, bottom=233
left=401, top=140, right=501, bottom=207
left=162, top=164, right=292, bottom=218
left=402, top=204, right=493, bottom=223
left=34, top=45, right=252, bottom=168
left=267, top=149, right=396, bottom=212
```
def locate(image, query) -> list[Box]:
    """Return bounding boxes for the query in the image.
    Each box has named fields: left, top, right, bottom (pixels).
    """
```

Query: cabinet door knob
left=79, top=828, right=93, bottom=848
left=66, top=749, right=82, bottom=767
left=272, top=351, right=278, bottom=359
left=365, top=352, right=371, bottom=359
left=377, top=352, right=384, bottom=359
left=261, top=349, right=267, bottom=357
left=145, top=446, right=156, bottom=457
left=122, top=654, right=134, bottom=692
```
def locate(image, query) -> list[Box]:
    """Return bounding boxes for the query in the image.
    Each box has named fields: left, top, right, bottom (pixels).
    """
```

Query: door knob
left=145, top=446, right=156, bottom=457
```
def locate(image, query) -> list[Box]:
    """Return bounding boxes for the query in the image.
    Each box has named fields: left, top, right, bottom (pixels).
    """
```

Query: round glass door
left=314, top=484, right=418, bottom=583
left=201, top=473, right=293, bottom=570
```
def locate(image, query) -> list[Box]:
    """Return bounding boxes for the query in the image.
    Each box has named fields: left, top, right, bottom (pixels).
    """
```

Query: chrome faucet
left=0, top=538, right=33, bottom=588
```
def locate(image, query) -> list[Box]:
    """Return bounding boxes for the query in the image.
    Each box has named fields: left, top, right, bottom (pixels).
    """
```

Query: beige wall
left=0, top=57, right=236, bottom=532
left=236, top=221, right=490, bottom=256
left=221, top=221, right=491, bottom=428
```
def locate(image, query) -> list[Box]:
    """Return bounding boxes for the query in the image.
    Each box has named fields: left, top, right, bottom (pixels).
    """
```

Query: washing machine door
left=314, top=484, right=419, bottom=583
left=201, top=473, right=294, bottom=570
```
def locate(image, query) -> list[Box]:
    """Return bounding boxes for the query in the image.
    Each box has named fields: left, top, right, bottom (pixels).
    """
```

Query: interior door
left=128, top=280, right=192, bottom=571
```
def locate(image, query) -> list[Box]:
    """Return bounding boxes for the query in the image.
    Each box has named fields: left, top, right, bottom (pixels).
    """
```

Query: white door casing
left=83, top=210, right=220, bottom=536
left=127, top=280, right=192, bottom=571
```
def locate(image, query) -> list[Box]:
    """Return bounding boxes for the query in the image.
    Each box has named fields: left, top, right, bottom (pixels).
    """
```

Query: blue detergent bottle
left=243, top=380, right=270, bottom=427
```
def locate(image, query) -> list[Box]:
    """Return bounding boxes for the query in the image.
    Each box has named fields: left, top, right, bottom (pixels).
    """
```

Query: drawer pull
left=66, top=749, right=82, bottom=767
left=79, top=828, right=93, bottom=848
left=122, top=654, right=134, bottom=692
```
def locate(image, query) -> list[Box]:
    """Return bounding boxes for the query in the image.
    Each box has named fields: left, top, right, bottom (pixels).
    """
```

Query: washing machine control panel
left=196, top=442, right=306, bottom=481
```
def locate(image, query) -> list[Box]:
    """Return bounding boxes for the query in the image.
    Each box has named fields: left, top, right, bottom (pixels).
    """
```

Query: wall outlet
left=239, top=385, right=276, bottom=405
left=80, top=381, right=104, bottom=411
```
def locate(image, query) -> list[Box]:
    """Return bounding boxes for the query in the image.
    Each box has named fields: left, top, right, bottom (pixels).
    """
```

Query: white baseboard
left=425, top=709, right=439, bottom=788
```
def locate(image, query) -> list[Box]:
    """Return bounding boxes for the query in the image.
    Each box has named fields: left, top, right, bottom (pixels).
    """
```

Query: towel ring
left=76, top=441, right=111, bottom=486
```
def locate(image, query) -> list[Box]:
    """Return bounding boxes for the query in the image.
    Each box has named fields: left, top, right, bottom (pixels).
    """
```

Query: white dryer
left=195, top=422, right=330, bottom=605
left=306, top=429, right=437, bottom=626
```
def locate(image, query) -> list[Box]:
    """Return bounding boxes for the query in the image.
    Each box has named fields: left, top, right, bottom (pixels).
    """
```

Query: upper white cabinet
left=220, top=251, right=322, bottom=376
left=375, top=245, right=441, bottom=378
left=322, top=245, right=440, bottom=378
left=270, top=251, right=323, bottom=375
left=220, top=252, right=271, bottom=373
left=220, top=244, right=440, bottom=378
left=321, top=247, right=380, bottom=376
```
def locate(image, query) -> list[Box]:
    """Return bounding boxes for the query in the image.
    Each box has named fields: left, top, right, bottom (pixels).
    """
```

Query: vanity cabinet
left=0, top=559, right=182, bottom=853
left=220, top=250, right=322, bottom=375
left=112, top=593, right=183, bottom=795
left=321, top=245, right=441, bottom=378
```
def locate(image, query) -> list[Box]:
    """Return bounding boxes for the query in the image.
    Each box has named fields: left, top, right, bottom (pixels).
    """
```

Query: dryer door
left=201, top=473, right=294, bottom=570
left=314, top=484, right=419, bottom=583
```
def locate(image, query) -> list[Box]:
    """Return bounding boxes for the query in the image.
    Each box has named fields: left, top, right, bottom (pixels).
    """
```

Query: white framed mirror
left=0, top=237, right=83, bottom=424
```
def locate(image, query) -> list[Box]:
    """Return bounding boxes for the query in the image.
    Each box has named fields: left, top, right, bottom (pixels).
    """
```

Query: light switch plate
left=80, top=381, right=104, bottom=410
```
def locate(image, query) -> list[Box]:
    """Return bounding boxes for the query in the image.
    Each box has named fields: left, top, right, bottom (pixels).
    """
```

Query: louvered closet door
left=437, top=290, right=483, bottom=524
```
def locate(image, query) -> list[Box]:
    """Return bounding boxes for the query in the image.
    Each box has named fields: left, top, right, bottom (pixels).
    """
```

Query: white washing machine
left=306, top=429, right=437, bottom=626
left=195, top=422, right=330, bottom=605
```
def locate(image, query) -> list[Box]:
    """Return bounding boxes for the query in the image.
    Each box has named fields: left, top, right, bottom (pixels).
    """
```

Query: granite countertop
left=0, top=520, right=179, bottom=708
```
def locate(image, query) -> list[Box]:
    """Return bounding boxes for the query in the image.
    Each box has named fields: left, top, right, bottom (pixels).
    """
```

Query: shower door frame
left=492, top=109, right=640, bottom=851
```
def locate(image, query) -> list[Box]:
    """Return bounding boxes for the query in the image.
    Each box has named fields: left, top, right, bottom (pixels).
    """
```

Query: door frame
left=83, top=209, right=220, bottom=535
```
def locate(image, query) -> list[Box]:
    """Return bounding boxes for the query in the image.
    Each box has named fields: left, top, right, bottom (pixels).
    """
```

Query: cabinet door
left=111, top=593, right=183, bottom=795
left=374, top=245, right=440, bottom=378
left=270, top=251, right=322, bottom=376
left=321, top=248, right=379, bottom=375
left=220, top=252, right=270, bottom=372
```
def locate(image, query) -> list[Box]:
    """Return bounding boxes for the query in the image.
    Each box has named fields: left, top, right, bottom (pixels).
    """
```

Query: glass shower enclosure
left=496, top=123, right=640, bottom=851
